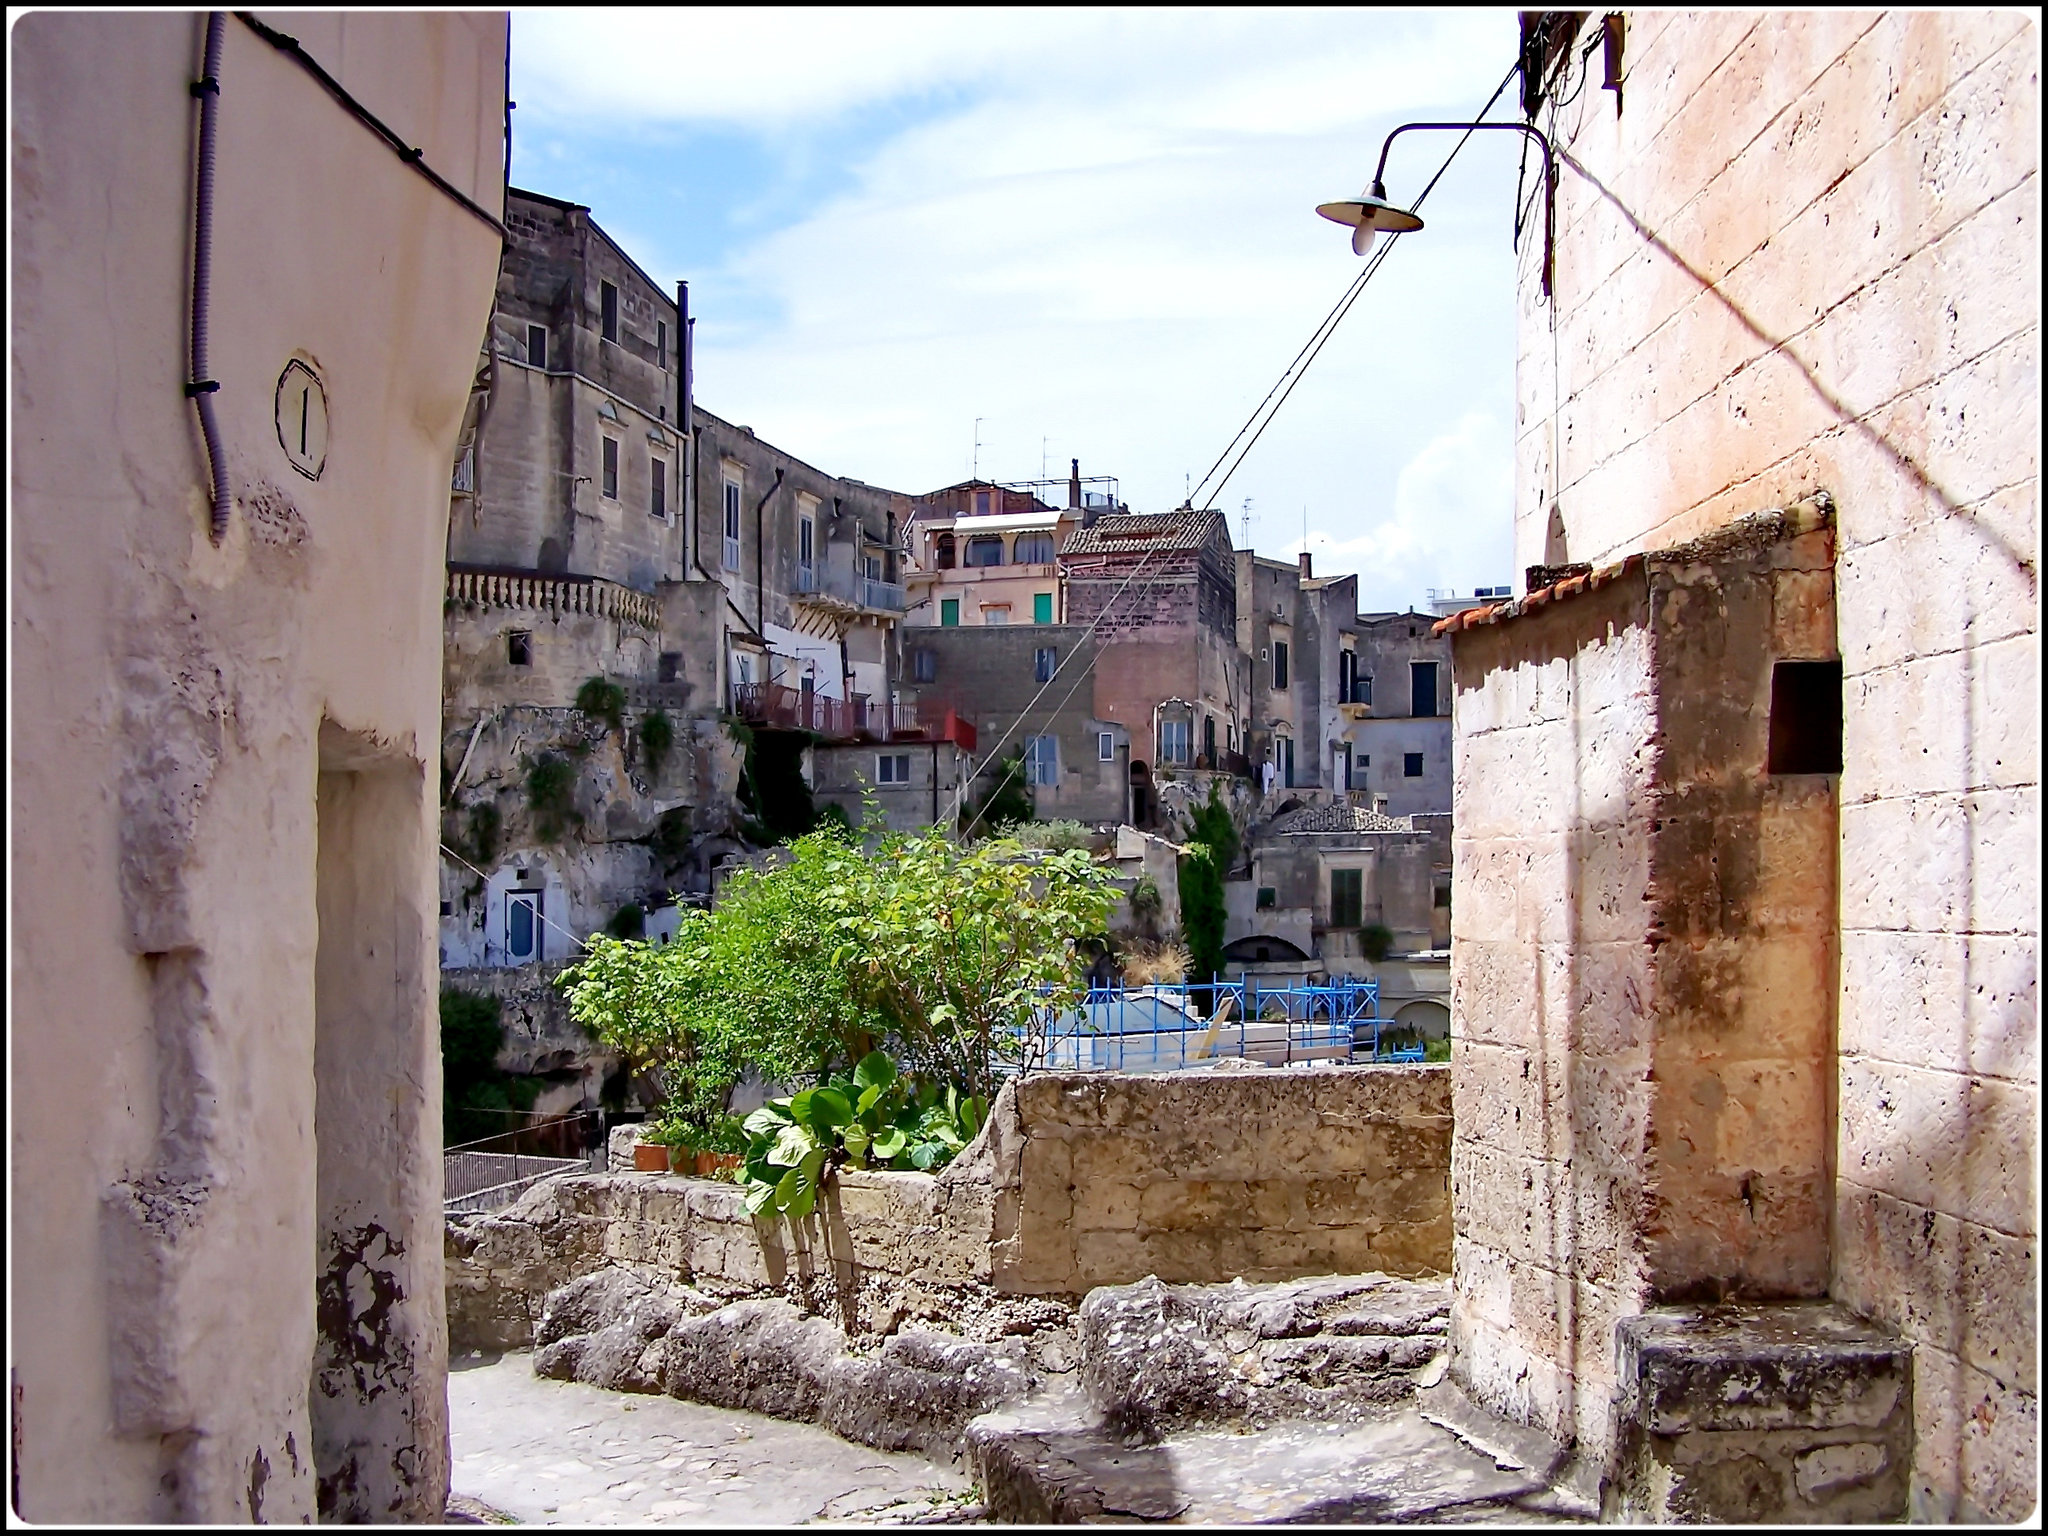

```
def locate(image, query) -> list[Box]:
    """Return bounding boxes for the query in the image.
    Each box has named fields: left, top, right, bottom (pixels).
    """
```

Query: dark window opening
left=1411, top=661, right=1439, bottom=717
left=936, top=533, right=956, bottom=569
left=650, top=457, right=666, bottom=519
left=1331, top=868, right=1363, bottom=928
left=508, top=630, right=532, bottom=666
left=913, top=649, right=936, bottom=683
left=658, top=652, right=680, bottom=682
left=601, top=436, right=619, bottom=499
left=440, top=900, right=452, bottom=918
left=600, top=280, right=618, bottom=342
left=1339, top=649, right=1358, bottom=703
left=1767, top=659, right=1843, bottom=774
left=1035, top=647, right=1057, bottom=683
left=1273, top=641, right=1290, bottom=692
left=1255, top=886, right=1277, bottom=910
left=526, top=323, right=547, bottom=370
left=965, top=535, right=1004, bottom=567
left=1404, top=752, right=1424, bottom=778
left=657, top=319, right=667, bottom=370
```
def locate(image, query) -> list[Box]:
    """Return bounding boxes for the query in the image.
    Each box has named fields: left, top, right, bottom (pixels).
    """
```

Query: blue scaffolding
left=1022, top=977, right=1425, bottom=1075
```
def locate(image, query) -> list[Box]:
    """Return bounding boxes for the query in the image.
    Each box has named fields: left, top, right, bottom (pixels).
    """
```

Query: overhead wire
left=1190, top=57, right=1523, bottom=515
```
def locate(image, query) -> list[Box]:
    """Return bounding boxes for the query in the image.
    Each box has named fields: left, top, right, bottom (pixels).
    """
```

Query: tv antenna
left=972, top=418, right=984, bottom=480
left=1241, top=496, right=1254, bottom=551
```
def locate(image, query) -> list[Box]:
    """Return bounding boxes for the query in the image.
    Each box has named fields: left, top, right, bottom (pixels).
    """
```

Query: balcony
left=732, top=684, right=975, bottom=749
left=793, top=565, right=905, bottom=616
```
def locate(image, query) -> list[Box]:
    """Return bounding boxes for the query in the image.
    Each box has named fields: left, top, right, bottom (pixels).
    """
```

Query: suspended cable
left=1189, top=58, right=1522, bottom=516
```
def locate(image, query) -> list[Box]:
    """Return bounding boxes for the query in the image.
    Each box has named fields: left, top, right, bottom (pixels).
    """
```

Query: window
left=1411, top=661, right=1439, bottom=717
left=526, top=323, right=547, bottom=370
left=1016, top=531, right=1056, bottom=564
left=650, top=457, right=666, bottom=519
left=1360, top=672, right=1373, bottom=707
left=658, top=652, right=680, bottom=682
left=1330, top=868, right=1363, bottom=928
left=1767, top=660, right=1843, bottom=774
left=936, top=534, right=956, bottom=569
left=1338, top=743, right=1354, bottom=789
left=941, top=598, right=960, bottom=626
left=912, top=648, right=936, bottom=683
left=506, top=890, right=541, bottom=964
left=1033, top=592, right=1054, bottom=624
left=1277, top=734, right=1295, bottom=787
left=1256, top=886, right=1277, bottom=910
left=1099, top=731, right=1115, bottom=761
left=983, top=605, right=1010, bottom=625
left=1339, top=648, right=1359, bottom=704
left=1035, top=646, right=1057, bottom=683
left=965, top=535, right=1004, bottom=567
left=507, top=630, right=532, bottom=667
left=974, top=490, right=991, bottom=515
left=601, top=436, right=619, bottom=500
left=1203, top=715, right=1216, bottom=764
left=657, top=319, right=667, bottom=370
left=877, top=753, right=912, bottom=785
left=723, top=479, right=742, bottom=569
left=1404, top=752, right=1424, bottom=778
left=799, top=514, right=814, bottom=579
left=1273, top=641, right=1290, bottom=692
left=1160, top=718, right=1191, bottom=765
left=600, top=280, right=618, bottom=342
left=1025, top=734, right=1059, bottom=786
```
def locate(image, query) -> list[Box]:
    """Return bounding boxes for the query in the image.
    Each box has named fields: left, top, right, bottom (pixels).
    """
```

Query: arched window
left=935, top=533, right=956, bottom=569
left=965, top=535, right=1005, bottom=567
left=1014, top=531, right=1056, bottom=564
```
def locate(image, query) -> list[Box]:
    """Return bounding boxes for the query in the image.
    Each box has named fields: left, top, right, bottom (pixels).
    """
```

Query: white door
left=506, top=890, right=541, bottom=964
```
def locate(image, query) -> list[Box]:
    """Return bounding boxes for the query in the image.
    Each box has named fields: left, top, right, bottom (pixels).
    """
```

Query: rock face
left=531, top=1266, right=1038, bottom=1459
left=1078, top=1273, right=1448, bottom=1440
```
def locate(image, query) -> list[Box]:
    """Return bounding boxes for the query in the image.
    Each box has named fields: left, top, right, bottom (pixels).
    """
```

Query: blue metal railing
left=1017, top=977, right=1425, bottom=1075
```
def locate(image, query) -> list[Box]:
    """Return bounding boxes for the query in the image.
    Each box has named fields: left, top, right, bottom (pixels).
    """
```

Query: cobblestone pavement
left=447, top=1351, right=978, bottom=1525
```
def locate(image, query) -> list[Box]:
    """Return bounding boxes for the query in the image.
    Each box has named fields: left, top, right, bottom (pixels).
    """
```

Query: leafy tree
left=1178, top=784, right=1239, bottom=990
left=962, top=752, right=1032, bottom=837
left=440, top=988, right=543, bottom=1145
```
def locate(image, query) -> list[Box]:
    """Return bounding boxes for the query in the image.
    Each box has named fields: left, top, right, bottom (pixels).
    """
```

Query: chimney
left=1068, top=458, right=1082, bottom=510
left=1298, top=549, right=1314, bottom=581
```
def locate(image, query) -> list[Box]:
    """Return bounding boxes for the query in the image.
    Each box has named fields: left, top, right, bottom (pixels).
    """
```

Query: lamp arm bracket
left=1372, top=121, right=1554, bottom=192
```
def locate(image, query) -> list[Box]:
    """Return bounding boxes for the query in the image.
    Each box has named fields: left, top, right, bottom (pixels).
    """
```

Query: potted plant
left=690, top=1113, right=749, bottom=1179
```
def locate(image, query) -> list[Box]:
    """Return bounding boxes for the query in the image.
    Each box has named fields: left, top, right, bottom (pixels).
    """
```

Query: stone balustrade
left=447, top=566, right=660, bottom=631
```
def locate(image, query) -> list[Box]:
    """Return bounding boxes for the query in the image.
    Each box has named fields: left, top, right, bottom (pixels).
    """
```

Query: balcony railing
left=790, top=565, right=906, bottom=613
left=732, top=683, right=974, bottom=748
left=447, top=565, right=660, bottom=631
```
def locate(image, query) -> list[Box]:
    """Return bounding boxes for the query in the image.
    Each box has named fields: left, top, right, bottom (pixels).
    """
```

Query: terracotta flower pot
left=633, top=1143, right=670, bottom=1173
left=695, top=1151, right=742, bottom=1179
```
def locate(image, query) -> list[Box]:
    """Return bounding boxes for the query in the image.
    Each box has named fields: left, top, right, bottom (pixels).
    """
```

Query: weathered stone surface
left=1079, top=1273, right=1451, bottom=1440
left=530, top=1268, right=722, bottom=1393
left=657, top=1298, right=848, bottom=1422
left=1608, top=1302, right=1913, bottom=1523
left=817, top=1332, right=1035, bottom=1458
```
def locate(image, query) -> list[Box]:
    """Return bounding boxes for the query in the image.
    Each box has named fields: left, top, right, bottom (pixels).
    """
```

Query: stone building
left=902, top=471, right=1080, bottom=631
left=1436, top=11, right=2037, bottom=1520
left=895, top=625, right=1131, bottom=828
left=1061, top=507, right=1246, bottom=829
left=11, top=11, right=507, bottom=1521
left=1341, top=609, right=1454, bottom=818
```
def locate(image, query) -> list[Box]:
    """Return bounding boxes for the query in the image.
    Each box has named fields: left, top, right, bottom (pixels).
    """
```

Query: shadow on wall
left=1558, top=150, right=2035, bottom=590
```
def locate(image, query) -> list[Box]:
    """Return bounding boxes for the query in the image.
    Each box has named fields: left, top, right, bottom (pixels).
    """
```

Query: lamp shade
left=1316, top=180, right=1424, bottom=255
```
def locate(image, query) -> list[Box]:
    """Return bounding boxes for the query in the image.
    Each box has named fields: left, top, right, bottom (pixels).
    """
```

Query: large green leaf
left=777, top=1148, right=828, bottom=1221
left=769, top=1123, right=818, bottom=1168
left=741, top=1178, right=779, bottom=1217
left=805, top=1086, right=854, bottom=1130
left=871, top=1126, right=907, bottom=1161
left=743, top=1103, right=793, bottom=1138
left=852, top=1050, right=897, bottom=1091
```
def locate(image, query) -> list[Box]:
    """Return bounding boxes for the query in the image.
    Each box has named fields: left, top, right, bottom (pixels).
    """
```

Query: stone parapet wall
left=986, top=1067, right=1451, bottom=1294
left=450, top=1065, right=1451, bottom=1351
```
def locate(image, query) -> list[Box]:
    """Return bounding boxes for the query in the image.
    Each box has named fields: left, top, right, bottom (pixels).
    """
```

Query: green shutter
left=941, top=599, right=960, bottom=627
left=1033, top=592, right=1053, bottom=624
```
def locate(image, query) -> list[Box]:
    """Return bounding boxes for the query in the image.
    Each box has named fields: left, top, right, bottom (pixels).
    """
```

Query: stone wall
left=987, top=1068, right=1452, bottom=1295
left=1508, top=12, right=2037, bottom=1518
left=449, top=1065, right=1452, bottom=1351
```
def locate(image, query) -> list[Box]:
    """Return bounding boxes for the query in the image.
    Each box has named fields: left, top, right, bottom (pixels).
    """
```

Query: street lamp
left=1317, top=121, right=1557, bottom=297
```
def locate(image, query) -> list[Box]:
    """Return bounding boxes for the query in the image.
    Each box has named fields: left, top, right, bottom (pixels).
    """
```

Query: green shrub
left=576, top=676, right=627, bottom=733
left=639, top=709, right=675, bottom=779
left=1010, top=819, right=1095, bottom=851
left=1178, top=784, right=1238, bottom=989
left=526, top=753, right=579, bottom=843
left=963, top=753, right=1032, bottom=837
left=1360, top=923, right=1395, bottom=964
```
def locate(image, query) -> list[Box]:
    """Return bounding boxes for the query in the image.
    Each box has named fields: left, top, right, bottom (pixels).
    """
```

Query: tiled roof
left=1432, top=494, right=1833, bottom=639
left=1061, top=508, right=1226, bottom=556
left=1271, top=802, right=1416, bottom=835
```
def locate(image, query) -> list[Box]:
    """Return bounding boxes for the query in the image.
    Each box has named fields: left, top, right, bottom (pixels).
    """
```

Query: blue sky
left=510, top=8, right=1529, bottom=612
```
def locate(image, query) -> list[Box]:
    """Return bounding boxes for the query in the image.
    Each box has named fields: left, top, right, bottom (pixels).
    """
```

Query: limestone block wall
left=986, top=1068, right=1451, bottom=1294
left=1447, top=574, right=1660, bottom=1461
left=1515, top=12, right=2037, bottom=1518
left=448, top=1066, right=1452, bottom=1349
